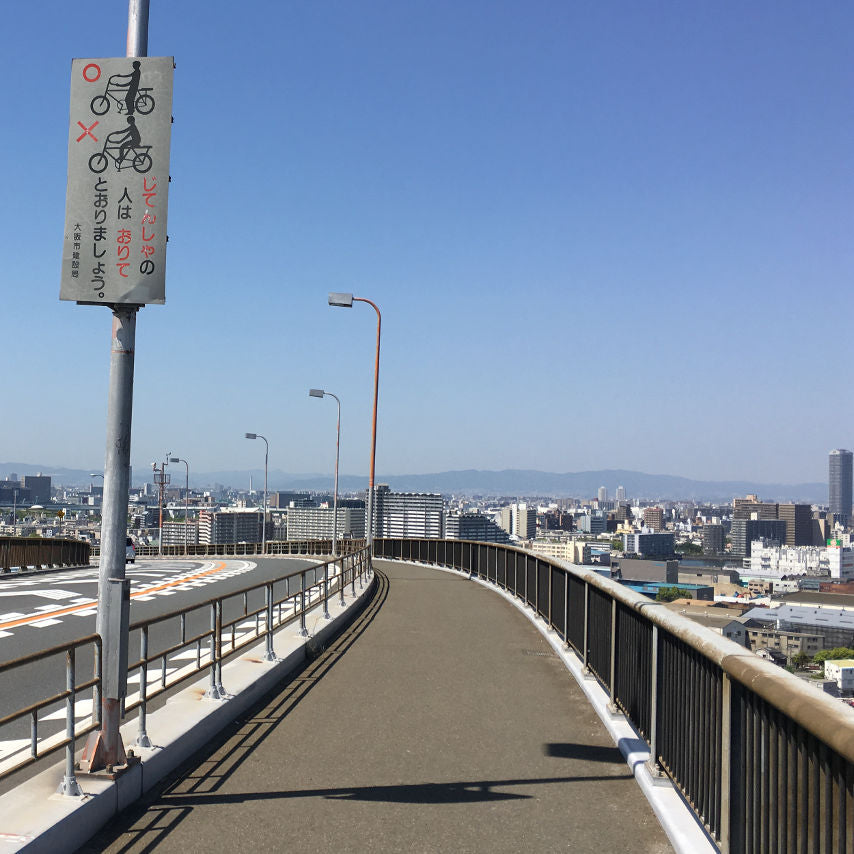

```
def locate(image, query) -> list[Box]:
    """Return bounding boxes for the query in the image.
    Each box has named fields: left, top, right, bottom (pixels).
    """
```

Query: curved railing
left=0, top=537, right=90, bottom=573
left=0, top=547, right=371, bottom=789
left=375, top=537, right=854, bottom=854
left=93, top=539, right=367, bottom=559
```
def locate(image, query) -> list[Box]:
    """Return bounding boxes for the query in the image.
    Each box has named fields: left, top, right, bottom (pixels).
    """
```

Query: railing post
left=135, top=626, right=152, bottom=747
left=57, top=647, right=83, bottom=796
left=322, top=562, right=331, bottom=620
left=299, top=571, right=309, bottom=637
left=720, top=672, right=743, bottom=854
left=582, top=582, right=590, bottom=674
left=547, top=563, right=553, bottom=628
left=338, top=557, right=346, bottom=606
left=607, top=598, right=619, bottom=714
left=563, top=569, right=569, bottom=646
left=351, top=555, right=356, bottom=596
left=215, top=600, right=226, bottom=696
left=203, top=601, right=221, bottom=700
left=264, top=582, right=277, bottom=661
left=646, top=624, right=663, bottom=778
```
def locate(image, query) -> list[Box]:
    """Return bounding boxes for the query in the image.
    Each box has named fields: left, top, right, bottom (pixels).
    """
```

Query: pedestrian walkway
left=81, top=560, right=673, bottom=852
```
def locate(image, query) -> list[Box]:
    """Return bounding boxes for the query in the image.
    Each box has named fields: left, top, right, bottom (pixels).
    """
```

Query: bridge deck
left=82, top=560, right=673, bottom=852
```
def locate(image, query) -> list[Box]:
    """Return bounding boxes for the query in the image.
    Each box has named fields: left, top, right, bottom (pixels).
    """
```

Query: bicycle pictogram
left=88, top=116, right=152, bottom=174
left=89, top=61, right=155, bottom=117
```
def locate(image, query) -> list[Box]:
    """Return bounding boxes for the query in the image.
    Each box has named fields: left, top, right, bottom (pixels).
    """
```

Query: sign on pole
left=60, top=57, right=173, bottom=305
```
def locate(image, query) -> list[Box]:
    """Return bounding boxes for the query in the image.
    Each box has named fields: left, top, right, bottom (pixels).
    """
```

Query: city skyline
left=1, top=2, right=851, bottom=484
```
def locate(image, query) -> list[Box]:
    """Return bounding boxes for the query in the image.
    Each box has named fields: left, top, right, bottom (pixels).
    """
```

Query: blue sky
left=1, top=1, right=851, bottom=485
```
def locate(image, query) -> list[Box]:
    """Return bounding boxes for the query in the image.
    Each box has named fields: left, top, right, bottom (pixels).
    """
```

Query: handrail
left=0, top=537, right=90, bottom=573
left=0, top=546, right=371, bottom=791
left=374, top=537, right=854, bottom=854
left=91, top=539, right=367, bottom=559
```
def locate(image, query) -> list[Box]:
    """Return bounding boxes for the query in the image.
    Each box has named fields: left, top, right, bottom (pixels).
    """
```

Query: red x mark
left=76, top=120, right=99, bottom=142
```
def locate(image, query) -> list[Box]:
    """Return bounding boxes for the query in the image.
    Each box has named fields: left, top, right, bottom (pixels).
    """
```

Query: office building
left=623, top=531, right=675, bottom=559
left=597, top=486, right=607, bottom=504
left=777, top=504, right=814, bottom=547
left=22, top=475, right=51, bottom=504
left=499, top=503, right=537, bottom=540
left=730, top=518, right=786, bottom=558
left=829, top=449, right=853, bottom=525
left=445, top=512, right=511, bottom=544
left=615, top=485, right=626, bottom=502
left=702, top=523, right=725, bottom=555
left=372, top=485, right=443, bottom=538
left=161, top=521, right=199, bottom=547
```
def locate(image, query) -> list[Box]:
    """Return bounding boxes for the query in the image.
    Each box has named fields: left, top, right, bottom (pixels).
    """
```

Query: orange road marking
left=0, top=561, right=229, bottom=631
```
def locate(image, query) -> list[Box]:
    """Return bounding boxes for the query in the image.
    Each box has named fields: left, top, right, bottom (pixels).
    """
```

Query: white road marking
left=29, top=619, right=63, bottom=628
left=41, top=699, right=93, bottom=721
left=0, top=740, right=31, bottom=762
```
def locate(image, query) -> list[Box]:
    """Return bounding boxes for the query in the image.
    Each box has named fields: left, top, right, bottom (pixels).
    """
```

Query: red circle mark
left=82, top=63, right=101, bottom=82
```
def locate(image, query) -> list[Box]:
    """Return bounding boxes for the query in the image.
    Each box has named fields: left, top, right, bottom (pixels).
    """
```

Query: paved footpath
left=81, top=560, right=673, bottom=853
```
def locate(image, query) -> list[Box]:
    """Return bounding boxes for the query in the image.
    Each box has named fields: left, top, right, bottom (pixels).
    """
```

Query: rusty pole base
left=78, top=727, right=131, bottom=776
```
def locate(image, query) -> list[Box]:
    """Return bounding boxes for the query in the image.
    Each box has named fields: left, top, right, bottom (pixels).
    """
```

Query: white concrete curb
left=0, top=568, right=375, bottom=854
left=382, top=559, right=719, bottom=854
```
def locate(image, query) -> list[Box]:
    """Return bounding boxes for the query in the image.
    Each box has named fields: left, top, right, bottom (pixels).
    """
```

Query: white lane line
left=0, top=613, right=26, bottom=622
left=29, top=619, right=63, bottom=628
left=0, top=630, right=12, bottom=639
left=73, top=609, right=98, bottom=616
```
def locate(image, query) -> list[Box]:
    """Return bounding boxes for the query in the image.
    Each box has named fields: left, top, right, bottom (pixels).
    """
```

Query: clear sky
left=1, top=1, right=851, bottom=485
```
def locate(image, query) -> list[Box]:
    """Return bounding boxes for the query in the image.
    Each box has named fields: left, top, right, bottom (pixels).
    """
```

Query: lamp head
left=245, top=433, right=257, bottom=440
left=169, top=457, right=180, bottom=463
left=309, top=389, right=324, bottom=398
left=328, top=292, right=354, bottom=308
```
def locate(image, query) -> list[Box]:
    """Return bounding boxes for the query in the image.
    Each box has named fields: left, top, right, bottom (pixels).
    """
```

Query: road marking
left=30, top=619, right=63, bottom=628
left=0, top=562, right=232, bottom=631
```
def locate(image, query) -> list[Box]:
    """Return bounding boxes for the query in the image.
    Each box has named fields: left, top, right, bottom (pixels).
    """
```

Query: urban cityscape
left=0, top=1, right=851, bottom=850
left=3, top=448, right=854, bottom=700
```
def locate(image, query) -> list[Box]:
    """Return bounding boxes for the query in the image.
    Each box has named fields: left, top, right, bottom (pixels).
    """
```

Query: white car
left=126, top=537, right=136, bottom=563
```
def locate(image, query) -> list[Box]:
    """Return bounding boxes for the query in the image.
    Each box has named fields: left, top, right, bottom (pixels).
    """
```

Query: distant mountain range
left=0, top=462, right=827, bottom=504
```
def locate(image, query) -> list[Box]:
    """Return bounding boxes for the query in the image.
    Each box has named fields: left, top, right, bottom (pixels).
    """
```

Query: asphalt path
left=0, top=556, right=330, bottom=794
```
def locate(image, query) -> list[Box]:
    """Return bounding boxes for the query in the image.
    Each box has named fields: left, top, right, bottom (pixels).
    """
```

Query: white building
left=372, top=485, right=443, bottom=538
left=748, top=540, right=824, bottom=578
left=286, top=506, right=365, bottom=540
left=821, top=541, right=854, bottom=580
left=824, top=659, right=854, bottom=694
left=499, top=503, right=536, bottom=540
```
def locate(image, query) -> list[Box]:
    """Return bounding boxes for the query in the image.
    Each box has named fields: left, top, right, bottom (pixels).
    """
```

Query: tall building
left=829, top=449, right=853, bottom=525
left=22, top=475, right=51, bottom=504
left=445, top=512, right=510, bottom=543
left=702, top=523, right=725, bottom=555
left=777, top=504, right=814, bottom=547
left=615, top=485, right=626, bottom=502
left=642, top=507, right=665, bottom=531
left=198, top=510, right=262, bottom=544
left=499, top=503, right=536, bottom=540
left=730, top=518, right=786, bottom=558
left=597, top=486, right=608, bottom=504
left=286, top=506, right=366, bottom=540
left=373, top=485, right=443, bottom=538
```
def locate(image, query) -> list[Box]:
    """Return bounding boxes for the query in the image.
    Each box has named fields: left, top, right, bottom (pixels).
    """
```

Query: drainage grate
left=523, top=649, right=556, bottom=658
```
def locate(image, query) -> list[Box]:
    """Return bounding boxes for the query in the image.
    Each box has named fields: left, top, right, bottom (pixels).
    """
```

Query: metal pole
left=184, top=460, right=189, bottom=555
left=331, top=393, right=341, bottom=558
left=353, top=298, right=381, bottom=551
left=88, top=305, right=137, bottom=769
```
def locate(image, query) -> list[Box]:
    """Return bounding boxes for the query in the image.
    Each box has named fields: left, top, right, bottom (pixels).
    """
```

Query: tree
left=813, top=648, right=854, bottom=663
left=611, top=539, right=624, bottom=551
left=656, top=586, right=690, bottom=602
left=791, top=652, right=811, bottom=669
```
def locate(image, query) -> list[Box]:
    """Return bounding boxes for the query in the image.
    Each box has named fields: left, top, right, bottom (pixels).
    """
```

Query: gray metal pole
left=89, top=306, right=137, bottom=769
left=329, top=393, right=341, bottom=557
left=261, top=436, right=268, bottom=555
left=185, top=461, right=189, bottom=555
left=81, top=0, right=149, bottom=773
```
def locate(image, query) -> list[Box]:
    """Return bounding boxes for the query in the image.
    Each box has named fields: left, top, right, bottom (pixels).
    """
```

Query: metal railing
left=0, top=547, right=371, bottom=789
left=374, top=538, right=854, bottom=854
left=0, top=537, right=91, bottom=573
left=91, top=538, right=366, bottom=559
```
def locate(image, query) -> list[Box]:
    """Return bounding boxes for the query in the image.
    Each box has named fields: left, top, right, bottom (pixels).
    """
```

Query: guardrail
left=0, top=547, right=371, bottom=790
left=91, top=539, right=366, bottom=559
left=0, top=537, right=90, bottom=573
left=374, top=538, right=854, bottom=854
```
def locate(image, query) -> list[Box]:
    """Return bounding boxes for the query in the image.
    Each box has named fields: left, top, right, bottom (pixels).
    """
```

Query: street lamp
left=328, top=292, right=381, bottom=550
left=169, top=457, right=190, bottom=556
left=245, top=433, right=268, bottom=554
left=309, top=388, right=341, bottom=557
